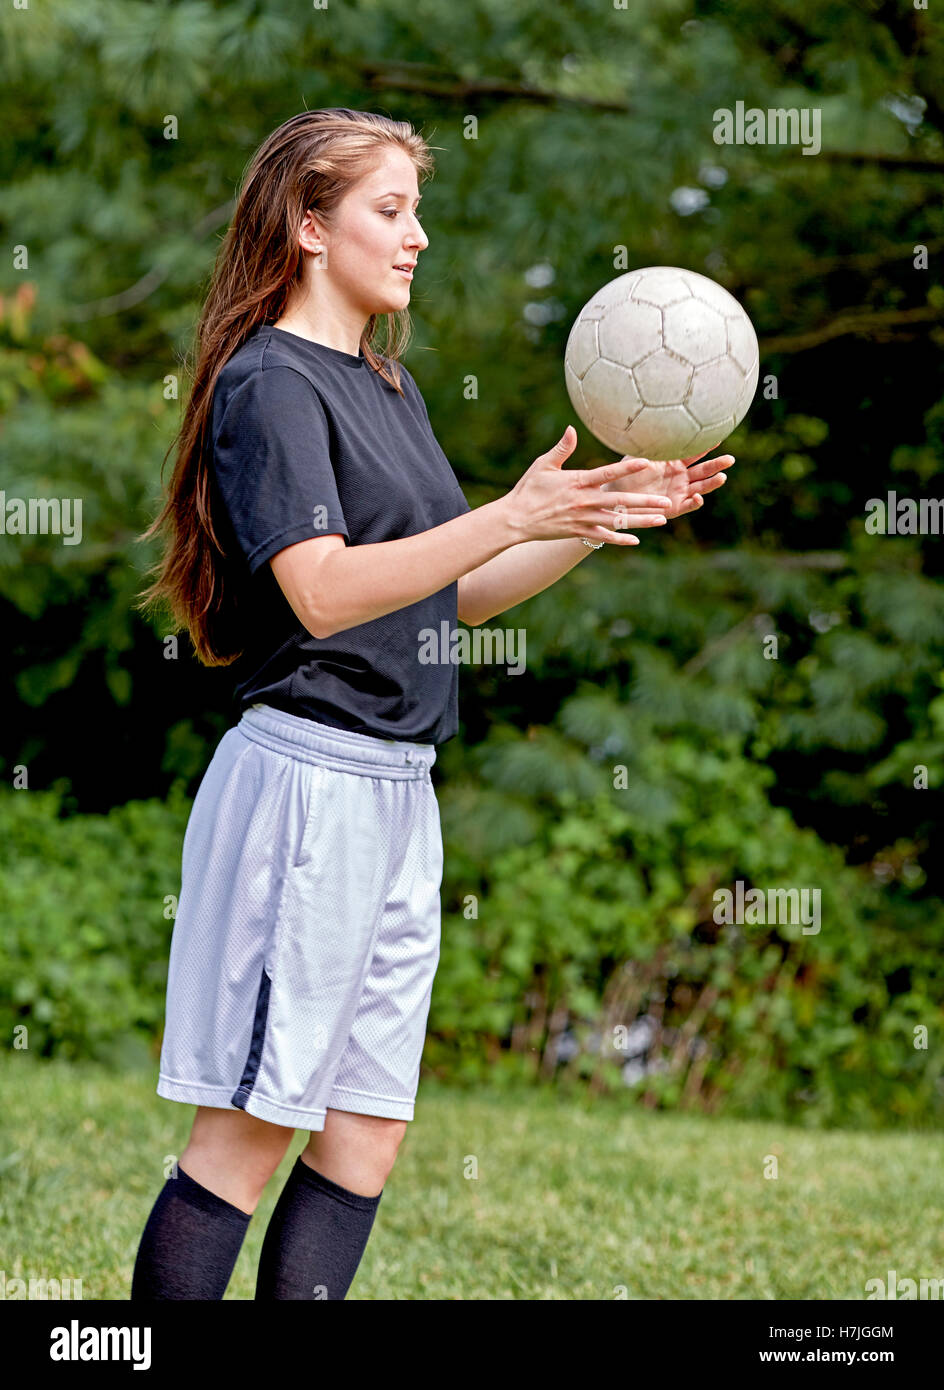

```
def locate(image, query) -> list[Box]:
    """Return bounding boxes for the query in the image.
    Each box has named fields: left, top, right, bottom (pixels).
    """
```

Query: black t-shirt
left=209, top=323, right=471, bottom=745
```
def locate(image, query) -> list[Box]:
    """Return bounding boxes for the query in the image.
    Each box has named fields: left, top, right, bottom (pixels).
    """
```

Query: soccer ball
left=564, top=266, right=759, bottom=461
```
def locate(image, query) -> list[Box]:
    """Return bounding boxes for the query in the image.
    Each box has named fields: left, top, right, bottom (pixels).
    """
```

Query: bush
left=3, top=770, right=942, bottom=1130
left=432, top=739, right=944, bottom=1129
left=1, top=784, right=189, bottom=1066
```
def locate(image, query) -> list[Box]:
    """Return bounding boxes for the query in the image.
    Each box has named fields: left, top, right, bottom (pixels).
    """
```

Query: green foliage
left=3, top=774, right=941, bottom=1129
left=0, top=784, right=189, bottom=1066
left=433, top=772, right=944, bottom=1129
left=1, top=1, right=943, bottom=1124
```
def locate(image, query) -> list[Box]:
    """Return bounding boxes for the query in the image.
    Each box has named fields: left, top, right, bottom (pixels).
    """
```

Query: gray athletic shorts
left=156, top=702, right=442, bottom=1131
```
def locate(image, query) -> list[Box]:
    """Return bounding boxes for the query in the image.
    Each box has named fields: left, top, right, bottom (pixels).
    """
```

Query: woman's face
left=313, top=146, right=429, bottom=320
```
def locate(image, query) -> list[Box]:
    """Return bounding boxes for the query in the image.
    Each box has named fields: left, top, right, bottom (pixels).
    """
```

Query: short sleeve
left=450, top=483, right=471, bottom=517
left=211, top=366, right=349, bottom=575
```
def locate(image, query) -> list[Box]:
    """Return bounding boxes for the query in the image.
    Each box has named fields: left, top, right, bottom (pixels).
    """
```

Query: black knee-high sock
left=131, top=1164, right=252, bottom=1301
left=254, top=1155, right=383, bottom=1300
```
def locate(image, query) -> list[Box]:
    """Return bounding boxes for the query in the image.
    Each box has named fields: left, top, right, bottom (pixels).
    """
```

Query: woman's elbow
left=305, top=604, right=336, bottom=640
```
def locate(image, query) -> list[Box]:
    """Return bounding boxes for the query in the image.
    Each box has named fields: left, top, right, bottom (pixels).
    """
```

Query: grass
left=1, top=1051, right=941, bottom=1300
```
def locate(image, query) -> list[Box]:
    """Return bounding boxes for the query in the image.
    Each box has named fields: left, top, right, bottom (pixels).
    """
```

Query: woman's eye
left=382, top=209, right=423, bottom=222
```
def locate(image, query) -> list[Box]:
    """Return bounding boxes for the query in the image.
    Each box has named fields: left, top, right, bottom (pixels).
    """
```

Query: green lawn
left=1, top=1052, right=940, bottom=1300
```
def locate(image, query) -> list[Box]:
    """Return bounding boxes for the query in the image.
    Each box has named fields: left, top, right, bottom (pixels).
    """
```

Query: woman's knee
left=180, top=1107, right=296, bottom=1212
left=317, top=1111, right=407, bottom=1156
left=303, top=1112, right=408, bottom=1194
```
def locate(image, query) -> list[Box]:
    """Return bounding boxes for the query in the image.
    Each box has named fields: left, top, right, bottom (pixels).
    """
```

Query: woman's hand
left=501, top=425, right=674, bottom=547
left=601, top=444, right=734, bottom=523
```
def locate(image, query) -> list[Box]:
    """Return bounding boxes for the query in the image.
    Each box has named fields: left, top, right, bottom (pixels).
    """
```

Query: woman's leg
left=131, top=1107, right=294, bottom=1300
left=254, top=1110, right=406, bottom=1300
left=304, top=1110, right=408, bottom=1195
left=179, top=1107, right=296, bottom=1212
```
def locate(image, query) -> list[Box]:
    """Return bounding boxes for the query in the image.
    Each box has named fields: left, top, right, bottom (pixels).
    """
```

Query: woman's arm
left=459, top=448, right=734, bottom=627
left=457, top=537, right=595, bottom=627
left=270, top=432, right=675, bottom=639
left=272, top=498, right=520, bottom=639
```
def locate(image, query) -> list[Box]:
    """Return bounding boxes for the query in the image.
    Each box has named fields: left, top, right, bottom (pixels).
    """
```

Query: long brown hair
left=135, top=109, right=435, bottom=666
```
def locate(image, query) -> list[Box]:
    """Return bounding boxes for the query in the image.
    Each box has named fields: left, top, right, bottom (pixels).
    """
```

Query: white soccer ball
left=564, top=266, right=759, bottom=461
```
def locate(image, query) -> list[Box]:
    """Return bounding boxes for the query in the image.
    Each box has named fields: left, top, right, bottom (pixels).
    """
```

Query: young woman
left=133, top=107, right=732, bottom=1301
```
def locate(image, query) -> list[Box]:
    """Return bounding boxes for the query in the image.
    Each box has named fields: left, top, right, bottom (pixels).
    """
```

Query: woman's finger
left=585, top=455, right=661, bottom=487
left=599, top=491, right=673, bottom=510
left=606, top=511, right=670, bottom=528
left=616, top=456, right=655, bottom=471
left=585, top=524, right=641, bottom=546
left=595, top=504, right=668, bottom=528
left=690, top=471, right=728, bottom=496
left=677, top=493, right=705, bottom=516
left=684, top=453, right=735, bottom=482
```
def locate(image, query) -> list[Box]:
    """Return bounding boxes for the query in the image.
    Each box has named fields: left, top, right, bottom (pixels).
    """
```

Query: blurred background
left=2, top=0, right=944, bottom=1260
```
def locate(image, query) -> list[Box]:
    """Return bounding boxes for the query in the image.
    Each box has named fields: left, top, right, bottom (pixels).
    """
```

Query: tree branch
left=682, top=610, right=769, bottom=675
left=359, top=59, right=629, bottom=112
left=753, top=237, right=944, bottom=287
left=760, top=305, right=944, bottom=355
left=63, top=201, right=235, bottom=321
left=817, top=149, right=944, bottom=172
